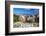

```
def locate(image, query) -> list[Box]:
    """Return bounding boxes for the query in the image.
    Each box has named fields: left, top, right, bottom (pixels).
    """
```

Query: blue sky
left=13, top=8, right=39, bottom=15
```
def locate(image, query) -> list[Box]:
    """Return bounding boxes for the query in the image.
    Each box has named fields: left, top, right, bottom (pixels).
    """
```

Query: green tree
left=13, top=14, right=19, bottom=22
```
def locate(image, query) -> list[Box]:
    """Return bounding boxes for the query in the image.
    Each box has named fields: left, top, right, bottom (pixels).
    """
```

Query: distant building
left=19, top=14, right=39, bottom=23
left=19, top=15, right=26, bottom=23
left=32, top=16, right=35, bottom=22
